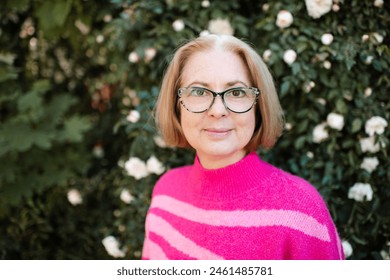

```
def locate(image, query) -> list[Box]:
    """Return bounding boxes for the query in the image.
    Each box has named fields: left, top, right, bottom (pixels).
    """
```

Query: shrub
left=0, top=0, right=389, bottom=260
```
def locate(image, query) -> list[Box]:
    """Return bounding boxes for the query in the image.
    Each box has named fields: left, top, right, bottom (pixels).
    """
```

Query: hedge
left=0, top=0, right=389, bottom=260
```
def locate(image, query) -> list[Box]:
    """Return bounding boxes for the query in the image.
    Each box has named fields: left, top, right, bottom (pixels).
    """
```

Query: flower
left=283, top=49, right=297, bottom=65
left=364, top=56, right=374, bottom=64
left=126, top=110, right=140, bottom=123
left=154, top=135, right=167, bottom=148
left=312, top=122, right=329, bottom=143
left=146, top=156, right=165, bottom=175
left=128, top=51, right=139, bottom=63
left=208, top=18, right=234, bottom=35
left=201, top=0, right=210, bottom=8
left=326, top=112, right=344, bottom=131
left=323, top=60, right=332, bottom=69
left=144, top=47, right=157, bottom=63
left=102, top=236, right=126, bottom=258
left=374, top=0, right=384, bottom=8
left=199, top=30, right=210, bottom=36
left=360, top=157, right=379, bottom=173
left=321, top=33, right=334, bottom=45
left=304, top=81, right=316, bottom=93
left=67, top=189, right=82, bottom=206
left=120, top=189, right=134, bottom=204
left=172, top=19, right=185, bottom=32
left=348, top=182, right=373, bottom=202
left=359, top=136, right=381, bottom=153
left=96, top=34, right=104, bottom=43
left=342, top=240, right=353, bottom=258
left=276, top=10, right=294, bottom=29
left=92, top=143, right=104, bottom=158
left=262, top=49, right=272, bottom=62
left=362, top=34, right=369, bottom=42
left=365, top=116, right=388, bottom=136
left=124, top=157, right=149, bottom=180
left=372, top=32, right=384, bottom=44
left=305, top=0, right=333, bottom=19
left=364, top=87, right=372, bottom=97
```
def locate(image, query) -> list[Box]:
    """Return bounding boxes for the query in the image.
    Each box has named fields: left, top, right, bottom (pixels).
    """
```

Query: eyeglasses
left=178, top=87, right=260, bottom=113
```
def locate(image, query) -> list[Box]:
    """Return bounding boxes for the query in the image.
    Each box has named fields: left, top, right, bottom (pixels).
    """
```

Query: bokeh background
left=0, top=0, right=389, bottom=260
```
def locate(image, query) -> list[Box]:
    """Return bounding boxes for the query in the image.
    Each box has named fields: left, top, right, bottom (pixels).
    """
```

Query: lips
left=204, top=128, right=232, bottom=138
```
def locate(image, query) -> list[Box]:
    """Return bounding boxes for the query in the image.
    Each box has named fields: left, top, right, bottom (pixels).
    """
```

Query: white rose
left=128, top=51, right=139, bottom=63
left=199, top=30, right=210, bottom=37
left=323, top=60, right=332, bottom=69
left=96, top=34, right=104, bottom=43
left=154, top=135, right=167, bottom=148
left=359, top=136, right=381, bottom=153
left=365, top=116, right=388, bottom=136
left=126, top=110, right=140, bottom=123
left=146, top=155, right=165, bottom=175
left=361, top=34, right=369, bottom=42
left=276, top=10, right=294, bottom=29
left=201, top=0, right=210, bottom=8
left=124, top=157, right=149, bottom=180
left=348, top=182, right=373, bottom=202
left=102, top=236, right=126, bottom=258
left=360, top=157, right=379, bottom=173
left=283, top=49, right=297, bottom=65
left=365, top=56, right=374, bottom=64
left=285, top=123, right=293, bottom=131
left=374, top=0, right=384, bottom=8
left=364, top=87, right=372, bottom=97
left=321, top=33, right=334, bottom=45
left=305, top=0, right=333, bottom=19
left=372, top=32, right=384, bottom=44
left=312, top=122, right=329, bottom=143
left=92, top=143, right=104, bottom=158
left=208, top=18, right=234, bottom=35
left=120, top=189, right=134, bottom=204
left=172, top=19, right=185, bottom=32
left=67, top=189, right=82, bottom=206
left=342, top=240, right=353, bottom=259
left=262, top=49, right=272, bottom=62
left=326, top=112, right=344, bottom=131
left=144, top=47, right=157, bottom=63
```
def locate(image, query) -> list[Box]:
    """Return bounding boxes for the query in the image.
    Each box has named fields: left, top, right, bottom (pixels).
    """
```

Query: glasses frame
left=177, top=86, right=260, bottom=114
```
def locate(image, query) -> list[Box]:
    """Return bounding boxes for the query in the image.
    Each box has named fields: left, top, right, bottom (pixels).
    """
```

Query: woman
left=142, top=34, right=344, bottom=260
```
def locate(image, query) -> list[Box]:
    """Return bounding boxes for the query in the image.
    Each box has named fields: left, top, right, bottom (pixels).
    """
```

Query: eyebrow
left=185, top=80, right=249, bottom=88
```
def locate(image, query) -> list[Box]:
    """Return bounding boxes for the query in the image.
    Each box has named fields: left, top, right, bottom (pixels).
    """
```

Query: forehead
left=181, top=49, right=251, bottom=87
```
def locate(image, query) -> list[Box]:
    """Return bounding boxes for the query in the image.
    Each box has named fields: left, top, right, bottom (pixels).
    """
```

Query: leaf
left=17, top=90, right=43, bottom=112
left=351, top=118, right=362, bottom=133
left=63, top=116, right=92, bottom=142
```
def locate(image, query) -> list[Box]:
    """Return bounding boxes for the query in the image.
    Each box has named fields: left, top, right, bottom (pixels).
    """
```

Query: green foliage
left=0, top=0, right=389, bottom=260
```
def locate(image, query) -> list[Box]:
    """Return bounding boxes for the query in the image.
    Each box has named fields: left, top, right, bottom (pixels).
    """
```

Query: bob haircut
left=155, top=34, right=284, bottom=151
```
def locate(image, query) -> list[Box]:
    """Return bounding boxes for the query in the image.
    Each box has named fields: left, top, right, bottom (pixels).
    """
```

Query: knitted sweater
left=142, top=152, right=344, bottom=260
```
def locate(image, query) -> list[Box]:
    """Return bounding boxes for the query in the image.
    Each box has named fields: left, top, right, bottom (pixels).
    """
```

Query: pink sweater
left=142, top=152, right=344, bottom=260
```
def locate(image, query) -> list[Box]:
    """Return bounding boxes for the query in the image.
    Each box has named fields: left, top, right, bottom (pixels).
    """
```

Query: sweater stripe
left=146, top=213, right=224, bottom=259
left=151, top=195, right=331, bottom=242
left=142, top=238, right=168, bottom=260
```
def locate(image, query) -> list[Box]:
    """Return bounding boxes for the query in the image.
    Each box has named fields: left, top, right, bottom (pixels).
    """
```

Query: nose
left=207, top=95, right=228, bottom=118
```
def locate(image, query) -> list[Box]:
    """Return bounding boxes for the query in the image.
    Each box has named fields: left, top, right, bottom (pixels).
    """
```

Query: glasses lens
left=179, top=87, right=258, bottom=113
left=224, top=88, right=257, bottom=112
left=179, top=88, right=213, bottom=112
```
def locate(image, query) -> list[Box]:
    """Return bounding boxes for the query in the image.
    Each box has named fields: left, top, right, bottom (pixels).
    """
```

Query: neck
left=197, top=150, right=247, bottom=169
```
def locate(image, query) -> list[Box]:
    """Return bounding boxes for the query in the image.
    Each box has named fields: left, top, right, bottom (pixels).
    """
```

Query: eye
left=190, top=88, right=206, bottom=97
left=228, top=88, right=246, bottom=98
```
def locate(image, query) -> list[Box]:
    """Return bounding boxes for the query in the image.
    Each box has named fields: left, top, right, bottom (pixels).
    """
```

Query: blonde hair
left=155, top=34, right=284, bottom=151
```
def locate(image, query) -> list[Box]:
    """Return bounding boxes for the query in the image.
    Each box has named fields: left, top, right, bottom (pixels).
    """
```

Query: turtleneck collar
left=187, top=152, right=274, bottom=201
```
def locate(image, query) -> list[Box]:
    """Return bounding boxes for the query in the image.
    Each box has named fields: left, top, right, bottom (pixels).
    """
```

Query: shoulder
left=263, top=162, right=330, bottom=215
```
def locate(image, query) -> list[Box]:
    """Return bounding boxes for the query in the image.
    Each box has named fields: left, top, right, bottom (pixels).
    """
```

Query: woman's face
left=180, top=49, right=256, bottom=169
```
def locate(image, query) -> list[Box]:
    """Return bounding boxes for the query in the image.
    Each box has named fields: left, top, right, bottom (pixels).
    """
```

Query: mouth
left=204, top=128, right=232, bottom=137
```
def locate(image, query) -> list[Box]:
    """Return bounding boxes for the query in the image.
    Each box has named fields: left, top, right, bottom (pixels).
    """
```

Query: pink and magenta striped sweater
left=142, top=152, right=344, bottom=260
